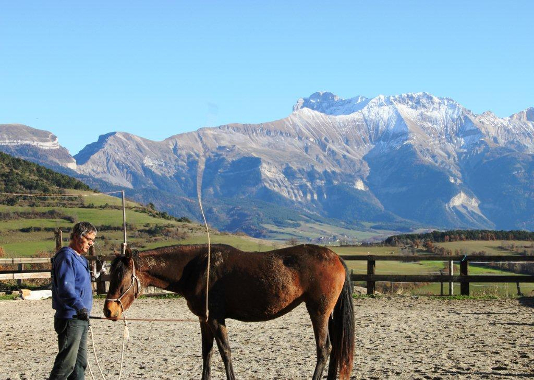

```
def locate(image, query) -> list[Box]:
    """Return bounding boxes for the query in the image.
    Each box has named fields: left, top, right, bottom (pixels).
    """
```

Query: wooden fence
left=0, top=255, right=115, bottom=294
left=341, top=254, right=534, bottom=296
left=0, top=226, right=115, bottom=291
left=1, top=252, right=534, bottom=296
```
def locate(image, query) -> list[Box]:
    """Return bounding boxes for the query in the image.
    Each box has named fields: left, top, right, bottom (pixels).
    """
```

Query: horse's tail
left=328, top=258, right=355, bottom=380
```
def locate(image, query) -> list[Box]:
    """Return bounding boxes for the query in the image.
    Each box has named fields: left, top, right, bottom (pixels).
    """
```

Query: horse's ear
left=125, top=247, right=133, bottom=258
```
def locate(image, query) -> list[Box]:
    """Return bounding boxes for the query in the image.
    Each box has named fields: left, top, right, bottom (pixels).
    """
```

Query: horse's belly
left=225, top=287, right=304, bottom=322
left=227, top=300, right=303, bottom=322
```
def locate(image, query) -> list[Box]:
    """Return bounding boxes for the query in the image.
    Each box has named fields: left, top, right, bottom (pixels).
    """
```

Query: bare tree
left=286, top=237, right=299, bottom=246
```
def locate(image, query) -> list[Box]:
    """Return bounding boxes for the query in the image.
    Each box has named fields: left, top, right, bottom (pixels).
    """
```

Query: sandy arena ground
left=0, top=296, right=533, bottom=379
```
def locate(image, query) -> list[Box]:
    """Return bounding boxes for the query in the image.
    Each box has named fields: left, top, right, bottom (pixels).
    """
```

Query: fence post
left=460, top=258, right=469, bottom=296
left=88, top=246, right=96, bottom=293
left=440, top=270, right=444, bottom=296
left=367, top=258, right=376, bottom=295
left=17, top=263, right=23, bottom=287
left=448, top=260, right=454, bottom=295
left=91, top=256, right=97, bottom=293
left=54, top=229, right=62, bottom=252
left=96, top=256, right=106, bottom=294
left=88, top=246, right=106, bottom=294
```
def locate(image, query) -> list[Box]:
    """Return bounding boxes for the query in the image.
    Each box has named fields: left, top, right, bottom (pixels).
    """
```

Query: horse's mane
left=110, top=249, right=141, bottom=278
left=110, top=255, right=128, bottom=279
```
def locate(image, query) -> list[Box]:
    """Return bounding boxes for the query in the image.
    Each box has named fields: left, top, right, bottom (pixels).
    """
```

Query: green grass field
left=66, top=190, right=136, bottom=207
left=0, top=207, right=176, bottom=231
left=434, top=240, right=534, bottom=255
left=0, top=190, right=271, bottom=257
left=330, top=245, right=404, bottom=255
left=261, top=221, right=399, bottom=243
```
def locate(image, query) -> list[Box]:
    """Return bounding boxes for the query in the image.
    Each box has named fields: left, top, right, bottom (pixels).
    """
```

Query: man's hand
left=76, top=308, right=89, bottom=321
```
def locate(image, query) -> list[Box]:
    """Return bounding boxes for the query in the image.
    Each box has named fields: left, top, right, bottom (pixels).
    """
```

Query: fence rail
left=341, top=254, right=534, bottom=295
left=2, top=254, right=534, bottom=296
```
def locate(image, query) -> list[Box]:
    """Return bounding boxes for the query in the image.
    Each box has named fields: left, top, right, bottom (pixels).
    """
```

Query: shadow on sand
left=518, top=296, right=534, bottom=308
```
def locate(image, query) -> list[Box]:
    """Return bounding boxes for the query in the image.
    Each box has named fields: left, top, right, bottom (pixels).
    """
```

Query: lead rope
left=119, top=315, right=129, bottom=378
left=88, top=323, right=106, bottom=380
left=87, top=315, right=129, bottom=380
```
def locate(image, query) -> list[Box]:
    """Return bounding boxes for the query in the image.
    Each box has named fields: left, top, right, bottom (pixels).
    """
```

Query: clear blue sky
left=1, top=1, right=533, bottom=154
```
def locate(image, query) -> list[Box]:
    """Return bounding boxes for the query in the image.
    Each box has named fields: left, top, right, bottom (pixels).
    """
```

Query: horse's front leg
left=200, top=321, right=215, bottom=380
left=208, top=318, right=236, bottom=380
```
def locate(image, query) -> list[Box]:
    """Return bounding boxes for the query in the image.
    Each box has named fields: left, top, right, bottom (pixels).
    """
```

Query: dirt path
left=0, top=297, right=533, bottom=379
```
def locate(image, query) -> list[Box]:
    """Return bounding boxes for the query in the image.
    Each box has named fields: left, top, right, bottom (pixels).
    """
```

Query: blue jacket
left=51, top=246, right=93, bottom=319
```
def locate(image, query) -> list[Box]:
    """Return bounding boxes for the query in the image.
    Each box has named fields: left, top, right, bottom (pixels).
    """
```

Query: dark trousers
left=49, top=318, right=89, bottom=380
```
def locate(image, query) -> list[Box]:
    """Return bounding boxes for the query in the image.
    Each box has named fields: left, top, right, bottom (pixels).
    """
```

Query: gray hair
left=70, top=221, right=97, bottom=240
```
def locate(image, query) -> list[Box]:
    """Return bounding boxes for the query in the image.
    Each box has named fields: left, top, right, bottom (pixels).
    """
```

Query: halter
left=105, top=256, right=142, bottom=312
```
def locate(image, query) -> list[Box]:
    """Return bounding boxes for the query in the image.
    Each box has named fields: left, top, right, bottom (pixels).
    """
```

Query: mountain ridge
left=1, top=92, right=533, bottom=240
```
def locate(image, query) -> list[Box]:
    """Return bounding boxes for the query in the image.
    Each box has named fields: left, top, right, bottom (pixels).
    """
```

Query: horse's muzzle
left=103, top=302, right=122, bottom=320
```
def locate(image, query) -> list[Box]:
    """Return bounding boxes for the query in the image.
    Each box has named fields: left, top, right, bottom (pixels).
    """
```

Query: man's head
left=69, top=222, right=97, bottom=254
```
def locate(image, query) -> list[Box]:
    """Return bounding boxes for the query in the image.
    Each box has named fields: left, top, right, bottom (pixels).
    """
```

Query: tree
left=286, top=237, right=299, bottom=246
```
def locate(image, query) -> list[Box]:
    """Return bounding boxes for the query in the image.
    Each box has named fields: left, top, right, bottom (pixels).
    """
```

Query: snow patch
left=448, top=192, right=479, bottom=208
left=354, top=179, right=367, bottom=191
left=0, top=139, right=60, bottom=150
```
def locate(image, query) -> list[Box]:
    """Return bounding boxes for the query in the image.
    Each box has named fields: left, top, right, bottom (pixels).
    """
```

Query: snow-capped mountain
left=2, top=92, right=533, bottom=237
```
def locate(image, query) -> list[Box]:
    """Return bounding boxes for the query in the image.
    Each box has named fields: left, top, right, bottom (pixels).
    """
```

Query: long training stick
left=121, top=190, right=127, bottom=255
left=196, top=155, right=211, bottom=320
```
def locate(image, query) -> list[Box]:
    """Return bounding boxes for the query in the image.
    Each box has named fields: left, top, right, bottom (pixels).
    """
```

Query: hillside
left=0, top=153, right=269, bottom=257
left=0, top=151, right=90, bottom=197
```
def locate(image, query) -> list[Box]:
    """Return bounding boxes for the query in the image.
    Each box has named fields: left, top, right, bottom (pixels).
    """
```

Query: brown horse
left=103, top=244, right=355, bottom=380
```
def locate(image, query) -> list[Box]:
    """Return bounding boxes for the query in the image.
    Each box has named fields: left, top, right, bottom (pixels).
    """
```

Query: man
left=49, top=222, right=97, bottom=380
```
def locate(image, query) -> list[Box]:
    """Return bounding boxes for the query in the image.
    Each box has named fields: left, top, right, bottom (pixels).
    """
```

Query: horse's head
left=103, top=250, right=142, bottom=320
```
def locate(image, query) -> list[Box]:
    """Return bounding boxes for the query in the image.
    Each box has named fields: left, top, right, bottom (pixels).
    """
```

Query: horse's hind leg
left=307, top=308, right=332, bottom=380
left=200, top=321, right=214, bottom=380
left=208, top=318, right=236, bottom=380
